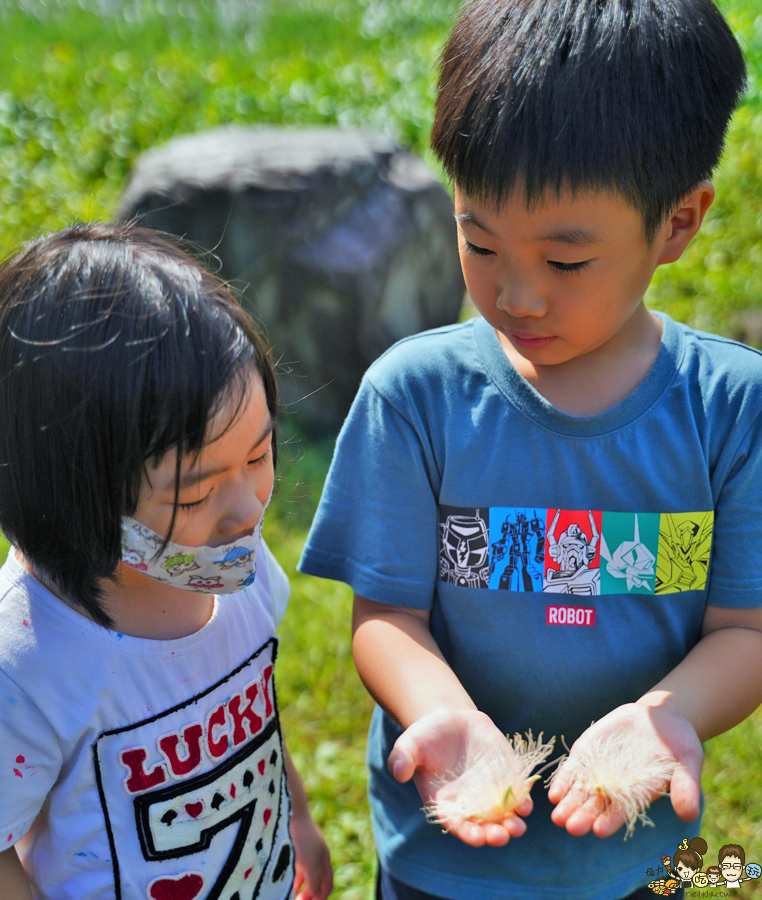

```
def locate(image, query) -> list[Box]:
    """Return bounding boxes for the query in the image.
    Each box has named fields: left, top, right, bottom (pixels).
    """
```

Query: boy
left=299, top=1, right=761, bottom=898
left=718, top=845, right=748, bottom=888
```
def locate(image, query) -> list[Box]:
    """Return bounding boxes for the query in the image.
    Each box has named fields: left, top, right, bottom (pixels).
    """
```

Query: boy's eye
left=463, top=239, right=495, bottom=257
left=548, top=259, right=593, bottom=274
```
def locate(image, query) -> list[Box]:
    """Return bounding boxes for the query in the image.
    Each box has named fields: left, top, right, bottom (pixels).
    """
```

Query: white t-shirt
left=0, top=542, right=294, bottom=900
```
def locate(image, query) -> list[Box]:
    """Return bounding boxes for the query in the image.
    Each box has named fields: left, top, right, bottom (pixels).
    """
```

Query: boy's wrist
left=636, top=690, right=687, bottom=718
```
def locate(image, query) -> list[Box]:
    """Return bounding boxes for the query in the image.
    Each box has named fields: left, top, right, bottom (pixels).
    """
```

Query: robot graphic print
left=93, top=638, right=294, bottom=900
left=439, top=506, right=490, bottom=589
left=438, top=504, right=714, bottom=596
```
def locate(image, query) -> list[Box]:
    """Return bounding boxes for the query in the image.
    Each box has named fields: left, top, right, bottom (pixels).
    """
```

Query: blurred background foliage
left=0, top=0, right=760, bottom=896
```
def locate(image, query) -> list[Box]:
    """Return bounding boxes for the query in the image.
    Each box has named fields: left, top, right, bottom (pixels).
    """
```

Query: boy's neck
left=17, top=551, right=215, bottom=640
left=496, top=304, right=663, bottom=416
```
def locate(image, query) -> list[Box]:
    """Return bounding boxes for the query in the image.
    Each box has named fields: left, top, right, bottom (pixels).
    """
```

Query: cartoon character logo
left=123, top=549, right=148, bottom=572
left=718, top=843, right=761, bottom=888
left=238, top=570, right=258, bottom=589
left=647, top=838, right=761, bottom=893
left=544, top=510, right=601, bottom=595
left=599, top=515, right=656, bottom=591
left=163, top=553, right=200, bottom=578
left=673, top=836, right=707, bottom=887
left=439, top=509, right=490, bottom=589
left=655, top=512, right=713, bottom=594
left=489, top=510, right=545, bottom=592
left=187, top=575, right=226, bottom=591
left=214, top=547, right=254, bottom=570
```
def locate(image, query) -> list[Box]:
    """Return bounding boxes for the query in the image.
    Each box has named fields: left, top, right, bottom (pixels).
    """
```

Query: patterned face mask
left=120, top=506, right=267, bottom=594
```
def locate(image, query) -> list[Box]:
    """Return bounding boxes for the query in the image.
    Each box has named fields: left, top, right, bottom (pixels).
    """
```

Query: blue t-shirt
left=298, top=313, right=762, bottom=900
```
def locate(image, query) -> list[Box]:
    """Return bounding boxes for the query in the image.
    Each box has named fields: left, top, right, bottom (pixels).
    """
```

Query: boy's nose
left=496, top=279, right=547, bottom=318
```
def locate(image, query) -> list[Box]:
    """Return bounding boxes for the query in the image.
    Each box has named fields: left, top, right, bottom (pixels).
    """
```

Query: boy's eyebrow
left=174, top=418, right=274, bottom=490
left=456, top=213, right=604, bottom=246
left=454, top=212, right=496, bottom=236
left=535, top=227, right=604, bottom=246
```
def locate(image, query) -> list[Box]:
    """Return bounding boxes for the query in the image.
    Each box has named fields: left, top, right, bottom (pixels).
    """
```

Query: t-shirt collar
left=473, top=311, right=682, bottom=437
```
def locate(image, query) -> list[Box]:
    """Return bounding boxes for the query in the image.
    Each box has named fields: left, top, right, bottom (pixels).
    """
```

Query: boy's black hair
left=0, top=222, right=278, bottom=628
left=432, top=0, right=747, bottom=242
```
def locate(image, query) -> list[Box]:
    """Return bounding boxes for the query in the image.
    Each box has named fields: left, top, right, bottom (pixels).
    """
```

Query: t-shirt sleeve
left=707, top=413, right=762, bottom=607
left=0, top=670, right=63, bottom=845
left=298, top=377, right=439, bottom=609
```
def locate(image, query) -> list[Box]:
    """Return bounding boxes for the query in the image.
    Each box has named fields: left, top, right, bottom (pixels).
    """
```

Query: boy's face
left=721, top=857, right=743, bottom=881
left=454, top=186, right=687, bottom=368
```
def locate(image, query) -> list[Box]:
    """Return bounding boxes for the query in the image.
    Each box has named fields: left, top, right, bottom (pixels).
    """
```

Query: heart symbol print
left=258, top=759, right=266, bottom=775
left=184, top=801, right=203, bottom=819
left=149, top=873, right=204, bottom=900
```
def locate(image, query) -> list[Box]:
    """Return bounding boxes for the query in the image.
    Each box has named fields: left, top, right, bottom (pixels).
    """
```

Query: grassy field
left=0, top=0, right=761, bottom=897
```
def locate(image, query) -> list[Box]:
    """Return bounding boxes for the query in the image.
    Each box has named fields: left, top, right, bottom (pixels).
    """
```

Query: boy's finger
left=514, top=794, right=533, bottom=817
left=388, top=733, right=420, bottom=783
left=549, top=781, right=588, bottom=825
left=451, top=820, right=487, bottom=847
left=669, top=756, right=702, bottom=822
left=503, top=812, right=528, bottom=838
left=547, top=767, right=575, bottom=804
left=591, top=804, right=627, bottom=838
left=562, top=793, right=608, bottom=836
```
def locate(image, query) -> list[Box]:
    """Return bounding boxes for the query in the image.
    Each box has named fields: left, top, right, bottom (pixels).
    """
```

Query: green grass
left=0, top=0, right=760, bottom=896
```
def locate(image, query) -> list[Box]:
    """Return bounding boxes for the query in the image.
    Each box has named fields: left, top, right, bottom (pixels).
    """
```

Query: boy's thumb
left=669, top=746, right=704, bottom=823
left=388, top=732, right=421, bottom=783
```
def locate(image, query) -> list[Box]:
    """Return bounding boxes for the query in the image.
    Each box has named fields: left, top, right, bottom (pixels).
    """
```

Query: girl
left=0, top=224, right=332, bottom=900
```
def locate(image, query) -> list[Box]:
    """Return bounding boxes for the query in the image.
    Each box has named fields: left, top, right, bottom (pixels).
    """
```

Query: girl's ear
left=657, top=182, right=715, bottom=265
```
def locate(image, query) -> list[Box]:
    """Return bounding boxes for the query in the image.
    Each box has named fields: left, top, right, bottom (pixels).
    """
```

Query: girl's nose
left=217, top=478, right=268, bottom=539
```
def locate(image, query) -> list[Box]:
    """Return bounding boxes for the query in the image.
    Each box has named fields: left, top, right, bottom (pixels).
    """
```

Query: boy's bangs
left=432, top=0, right=746, bottom=242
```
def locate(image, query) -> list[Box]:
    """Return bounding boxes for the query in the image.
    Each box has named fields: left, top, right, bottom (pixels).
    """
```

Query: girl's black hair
left=0, top=222, right=278, bottom=628
left=431, top=0, right=747, bottom=243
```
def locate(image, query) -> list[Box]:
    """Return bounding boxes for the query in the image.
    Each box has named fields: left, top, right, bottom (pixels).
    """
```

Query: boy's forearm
left=0, top=847, right=34, bottom=900
left=638, top=605, right=762, bottom=742
left=352, top=594, right=477, bottom=728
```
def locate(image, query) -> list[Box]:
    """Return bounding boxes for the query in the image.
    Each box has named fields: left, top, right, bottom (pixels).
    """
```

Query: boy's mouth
left=509, top=332, right=557, bottom=349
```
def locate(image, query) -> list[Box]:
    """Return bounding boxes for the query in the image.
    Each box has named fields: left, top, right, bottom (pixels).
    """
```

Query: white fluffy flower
left=550, top=729, right=677, bottom=839
left=424, top=732, right=556, bottom=827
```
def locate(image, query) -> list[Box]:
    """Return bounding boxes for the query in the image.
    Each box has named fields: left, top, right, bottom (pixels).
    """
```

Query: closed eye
left=463, top=239, right=495, bottom=257
left=177, top=491, right=212, bottom=511
left=248, top=446, right=272, bottom=467
left=548, top=259, right=593, bottom=274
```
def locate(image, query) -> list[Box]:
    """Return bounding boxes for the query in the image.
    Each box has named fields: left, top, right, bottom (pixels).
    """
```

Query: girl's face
left=676, top=862, right=696, bottom=879
left=133, top=370, right=274, bottom=548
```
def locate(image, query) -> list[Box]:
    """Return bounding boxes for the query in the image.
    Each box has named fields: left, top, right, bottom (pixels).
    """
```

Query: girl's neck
left=17, top=551, right=215, bottom=640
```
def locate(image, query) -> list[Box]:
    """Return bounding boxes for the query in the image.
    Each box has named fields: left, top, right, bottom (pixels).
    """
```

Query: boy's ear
left=657, top=182, right=715, bottom=265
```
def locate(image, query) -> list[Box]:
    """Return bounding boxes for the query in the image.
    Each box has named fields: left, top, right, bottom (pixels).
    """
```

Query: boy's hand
left=291, top=810, right=333, bottom=900
left=388, top=708, right=533, bottom=848
left=548, top=702, right=703, bottom=838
